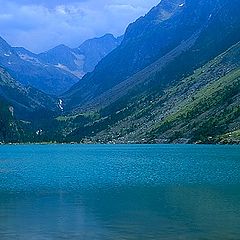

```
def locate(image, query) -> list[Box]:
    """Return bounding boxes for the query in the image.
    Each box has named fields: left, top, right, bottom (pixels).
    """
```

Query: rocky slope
left=50, top=0, right=240, bottom=144
left=63, top=0, right=240, bottom=110
left=58, top=41, right=240, bottom=144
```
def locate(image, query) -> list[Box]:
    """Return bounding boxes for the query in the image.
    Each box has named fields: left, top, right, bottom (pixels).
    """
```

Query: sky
left=0, top=0, right=159, bottom=53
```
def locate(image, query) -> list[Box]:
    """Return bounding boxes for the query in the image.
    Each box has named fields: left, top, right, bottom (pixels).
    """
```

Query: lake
left=0, top=144, right=240, bottom=239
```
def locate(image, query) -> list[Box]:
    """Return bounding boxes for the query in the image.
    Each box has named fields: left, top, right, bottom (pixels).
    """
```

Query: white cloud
left=0, top=0, right=159, bottom=53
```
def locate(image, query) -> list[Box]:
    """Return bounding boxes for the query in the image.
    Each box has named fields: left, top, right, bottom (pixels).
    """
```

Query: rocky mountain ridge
left=0, top=34, right=122, bottom=95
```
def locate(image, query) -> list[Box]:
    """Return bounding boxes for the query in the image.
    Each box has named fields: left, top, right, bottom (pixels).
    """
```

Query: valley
left=0, top=0, right=239, bottom=144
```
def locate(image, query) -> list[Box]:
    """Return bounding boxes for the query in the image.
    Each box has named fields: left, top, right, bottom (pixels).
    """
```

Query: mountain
left=0, top=37, right=79, bottom=95
left=0, top=34, right=121, bottom=95
left=50, top=0, right=240, bottom=144
left=38, top=34, right=122, bottom=79
left=76, top=34, right=123, bottom=74
left=1, top=0, right=240, bottom=144
left=38, top=45, right=84, bottom=78
left=63, top=0, right=240, bottom=110
left=0, top=67, right=58, bottom=120
left=0, top=67, right=64, bottom=143
left=55, top=40, right=240, bottom=144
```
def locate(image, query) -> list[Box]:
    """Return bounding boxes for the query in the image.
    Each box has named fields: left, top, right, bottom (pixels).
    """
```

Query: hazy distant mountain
left=38, top=34, right=123, bottom=79
left=0, top=34, right=122, bottom=95
left=76, top=34, right=123, bottom=74
left=0, top=37, right=79, bottom=95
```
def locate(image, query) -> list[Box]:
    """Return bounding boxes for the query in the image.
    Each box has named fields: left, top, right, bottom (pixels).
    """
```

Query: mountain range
left=0, top=34, right=122, bottom=95
left=38, top=34, right=123, bottom=80
left=63, top=0, right=240, bottom=109
left=0, top=0, right=239, bottom=144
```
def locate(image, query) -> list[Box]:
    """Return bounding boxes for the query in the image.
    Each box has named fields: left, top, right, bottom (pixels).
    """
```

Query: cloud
left=0, top=0, right=159, bottom=53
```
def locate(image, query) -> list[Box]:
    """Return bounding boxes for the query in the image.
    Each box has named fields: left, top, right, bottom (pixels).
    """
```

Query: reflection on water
left=0, top=145, right=240, bottom=239
left=1, top=186, right=240, bottom=240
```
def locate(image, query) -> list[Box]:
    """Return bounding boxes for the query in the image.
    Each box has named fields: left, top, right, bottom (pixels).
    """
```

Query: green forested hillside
left=0, top=67, right=60, bottom=143
left=60, top=42, right=240, bottom=144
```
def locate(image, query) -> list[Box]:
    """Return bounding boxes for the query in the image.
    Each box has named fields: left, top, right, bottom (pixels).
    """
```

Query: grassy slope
left=150, top=68, right=240, bottom=143
left=61, top=41, right=240, bottom=144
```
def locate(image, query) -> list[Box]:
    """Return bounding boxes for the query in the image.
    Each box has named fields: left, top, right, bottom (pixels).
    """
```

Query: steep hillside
left=0, top=67, right=67, bottom=143
left=0, top=98, right=38, bottom=144
left=63, top=0, right=240, bottom=110
left=57, top=41, right=240, bottom=144
left=0, top=67, right=58, bottom=120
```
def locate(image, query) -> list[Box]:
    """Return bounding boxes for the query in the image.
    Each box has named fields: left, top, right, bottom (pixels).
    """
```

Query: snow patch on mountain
left=72, top=52, right=85, bottom=68
left=55, top=63, right=85, bottom=78
left=18, top=53, right=41, bottom=64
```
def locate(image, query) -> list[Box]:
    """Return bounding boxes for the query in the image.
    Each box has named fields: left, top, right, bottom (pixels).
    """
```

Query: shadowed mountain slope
left=63, top=0, right=240, bottom=110
left=64, top=41, right=240, bottom=144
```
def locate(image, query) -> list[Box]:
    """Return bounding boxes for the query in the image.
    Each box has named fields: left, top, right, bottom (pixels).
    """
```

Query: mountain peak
left=101, top=33, right=115, bottom=39
left=45, top=44, right=71, bottom=54
left=54, top=44, right=69, bottom=50
left=78, top=34, right=117, bottom=50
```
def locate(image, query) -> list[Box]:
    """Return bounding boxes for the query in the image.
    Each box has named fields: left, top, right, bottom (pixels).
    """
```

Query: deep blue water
left=0, top=144, right=240, bottom=239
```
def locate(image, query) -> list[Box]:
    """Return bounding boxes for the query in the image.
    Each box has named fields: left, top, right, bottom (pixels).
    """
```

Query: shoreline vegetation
left=0, top=140, right=239, bottom=146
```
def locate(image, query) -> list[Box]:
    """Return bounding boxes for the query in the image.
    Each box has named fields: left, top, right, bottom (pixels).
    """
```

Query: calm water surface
left=0, top=144, right=240, bottom=240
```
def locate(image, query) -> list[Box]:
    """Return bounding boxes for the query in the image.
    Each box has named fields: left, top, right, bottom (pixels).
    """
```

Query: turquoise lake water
left=0, top=144, right=240, bottom=239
